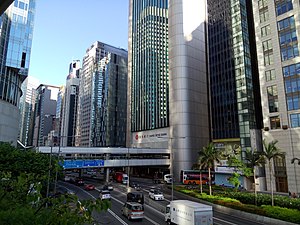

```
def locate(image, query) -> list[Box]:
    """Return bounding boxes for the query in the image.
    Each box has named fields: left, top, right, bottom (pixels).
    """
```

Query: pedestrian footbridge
left=38, top=146, right=170, bottom=169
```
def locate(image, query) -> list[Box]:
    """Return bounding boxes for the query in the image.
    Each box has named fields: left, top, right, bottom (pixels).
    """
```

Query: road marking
left=80, top=187, right=129, bottom=225
left=108, top=209, right=128, bottom=225
left=66, top=183, right=186, bottom=225
left=144, top=215, right=161, bottom=225
left=213, top=217, right=238, bottom=225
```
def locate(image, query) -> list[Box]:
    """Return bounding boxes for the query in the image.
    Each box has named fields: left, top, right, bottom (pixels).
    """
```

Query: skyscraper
left=32, top=84, right=60, bottom=147
left=60, top=60, right=80, bottom=147
left=207, top=1, right=264, bottom=189
left=76, top=41, right=128, bottom=147
left=252, top=0, right=300, bottom=193
left=0, top=0, right=36, bottom=144
left=128, top=0, right=209, bottom=181
left=18, top=75, right=39, bottom=147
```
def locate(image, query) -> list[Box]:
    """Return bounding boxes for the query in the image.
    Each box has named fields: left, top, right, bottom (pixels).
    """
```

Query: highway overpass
left=38, top=146, right=170, bottom=169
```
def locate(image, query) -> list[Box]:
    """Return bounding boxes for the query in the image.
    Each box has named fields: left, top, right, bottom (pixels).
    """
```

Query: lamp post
left=158, top=136, right=186, bottom=201
left=46, top=141, right=53, bottom=207
left=53, top=140, right=61, bottom=194
left=53, top=135, right=79, bottom=193
left=127, top=147, right=130, bottom=192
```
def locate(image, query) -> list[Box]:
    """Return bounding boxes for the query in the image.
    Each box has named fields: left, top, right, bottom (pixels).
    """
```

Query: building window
left=275, top=0, right=293, bottom=16
left=267, top=85, right=278, bottom=112
left=264, top=52, right=274, bottom=65
left=290, top=113, right=300, bottom=127
left=283, top=63, right=300, bottom=77
left=284, top=78, right=300, bottom=93
left=258, top=0, right=268, bottom=9
left=287, top=95, right=299, bottom=110
left=281, top=43, right=299, bottom=61
left=261, top=25, right=271, bottom=37
left=265, top=69, right=276, bottom=81
left=279, top=30, right=297, bottom=46
left=259, top=9, right=269, bottom=23
left=262, top=39, right=273, bottom=51
left=270, top=116, right=281, bottom=129
left=278, top=16, right=295, bottom=31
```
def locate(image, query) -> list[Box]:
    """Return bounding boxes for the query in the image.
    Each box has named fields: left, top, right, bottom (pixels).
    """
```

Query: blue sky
left=29, top=0, right=129, bottom=86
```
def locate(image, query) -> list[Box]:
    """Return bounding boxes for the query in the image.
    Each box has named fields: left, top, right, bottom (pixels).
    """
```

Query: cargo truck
left=165, top=200, right=213, bottom=225
left=114, top=172, right=128, bottom=184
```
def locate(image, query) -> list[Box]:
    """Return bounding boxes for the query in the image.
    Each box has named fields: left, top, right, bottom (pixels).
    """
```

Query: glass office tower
left=208, top=0, right=263, bottom=189
left=128, top=0, right=210, bottom=181
left=76, top=41, right=128, bottom=147
left=60, top=60, right=80, bottom=147
left=98, top=53, right=128, bottom=147
left=129, top=0, right=169, bottom=133
left=32, top=84, right=60, bottom=147
left=0, top=0, right=36, bottom=144
left=18, top=75, right=39, bottom=147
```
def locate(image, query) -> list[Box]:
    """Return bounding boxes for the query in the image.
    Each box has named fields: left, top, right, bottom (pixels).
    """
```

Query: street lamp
left=46, top=140, right=53, bottom=207
left=53, top=135, right=79, bottom=193
left=158, top=136, right=186, bottom=200
left=127, top=147, right=130, bottom=192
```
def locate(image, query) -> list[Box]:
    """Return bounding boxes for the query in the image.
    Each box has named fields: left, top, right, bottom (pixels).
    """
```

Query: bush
left=177, top=186, right=300, bottom=224
left=261, top=205, right=300, bottom=224
left=218, top=191, right=300, bottom=210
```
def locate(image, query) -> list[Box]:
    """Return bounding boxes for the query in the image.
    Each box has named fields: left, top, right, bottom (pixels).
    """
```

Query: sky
left=29, top=0, right=129, bottom=87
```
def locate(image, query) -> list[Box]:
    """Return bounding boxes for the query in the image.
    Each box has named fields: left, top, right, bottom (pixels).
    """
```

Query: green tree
left=243, top=149, right=264, bottom=205
left=227, top=172, right=240, bottom=190
left=198, top=142, right=223, bottom=195
left=262, top=139, right=285, bottom=206
left=227, top=146, right=264, bottom=204
left=0, top=142, right=109, bottom=224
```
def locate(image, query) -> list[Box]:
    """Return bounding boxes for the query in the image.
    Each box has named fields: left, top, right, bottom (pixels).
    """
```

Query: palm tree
left=198, top=142, right=223, bottom=195
left=262, top=139, right=285, bottom=206
left=244, top=149, right=264, bottom=205
left=197, top=160, right=205, bottom=193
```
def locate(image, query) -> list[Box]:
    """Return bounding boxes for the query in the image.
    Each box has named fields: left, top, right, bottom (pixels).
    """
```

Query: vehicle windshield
left=154, top=190, right=162, bottom=194
left=132, top=205, right=143, bottom=211
left=166, top=206, right=170, bottom=213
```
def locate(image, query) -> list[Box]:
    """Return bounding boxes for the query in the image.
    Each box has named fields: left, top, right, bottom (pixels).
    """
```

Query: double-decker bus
left=180, top=170, right=214, bottom=185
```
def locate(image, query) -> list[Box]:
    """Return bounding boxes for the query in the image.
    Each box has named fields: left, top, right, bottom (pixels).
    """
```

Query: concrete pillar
left=105, top=153, right=110, bottom=183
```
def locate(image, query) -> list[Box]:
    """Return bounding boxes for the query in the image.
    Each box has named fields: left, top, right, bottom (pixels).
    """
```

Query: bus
left=180, top=170, right=214, bottom=185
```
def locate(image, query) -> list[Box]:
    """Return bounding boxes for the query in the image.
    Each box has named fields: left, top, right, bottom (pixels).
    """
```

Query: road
left=59, top=177, right=265, bottom=225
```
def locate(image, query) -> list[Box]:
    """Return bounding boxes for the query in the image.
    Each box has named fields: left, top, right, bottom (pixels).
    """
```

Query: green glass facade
left=208, top=0, right=262, bottom=150
left=131, top=0, right=169, bottom=132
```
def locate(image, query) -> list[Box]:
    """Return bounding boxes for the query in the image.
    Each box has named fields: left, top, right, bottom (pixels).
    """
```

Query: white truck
left=164, top=174, right=172, bottom=184
left=165, top=200, right=213, bottom=225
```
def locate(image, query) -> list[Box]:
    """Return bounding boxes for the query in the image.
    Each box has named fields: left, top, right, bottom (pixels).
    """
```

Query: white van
left=164, top=174, right=172, bottom=184
left=121, top=202, right=144, bottom=220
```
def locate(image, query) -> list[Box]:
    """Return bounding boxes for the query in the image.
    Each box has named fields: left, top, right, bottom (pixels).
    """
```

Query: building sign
left=62, top=159, right=104, bottom=169
left=132, top=128, right=169, bottom=144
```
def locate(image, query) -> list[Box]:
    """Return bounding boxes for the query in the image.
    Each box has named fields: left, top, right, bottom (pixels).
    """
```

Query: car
left=121, top=202, right=144, bottom=220
left=99, top=190, right=111, bottom=200
left=149, top=188, right=164, bottom=200
left=64, top=176, right=71, bottom=182
left=75, top=178, right=84, bottom=186
left=127, top=192, right=144, bottom=204
left=130, top=182, right=141, bottom=191
left=84, top=184, right=95, bottom=191
left=102, top=184, right=113, bottom=191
